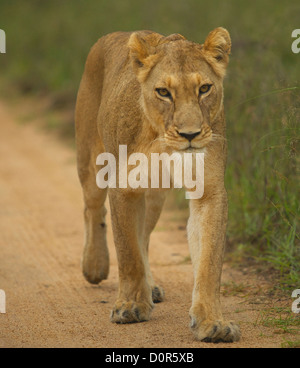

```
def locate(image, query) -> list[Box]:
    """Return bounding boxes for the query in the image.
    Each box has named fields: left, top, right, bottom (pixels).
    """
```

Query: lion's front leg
left=187, top=189, right=241, bottom=343
left=109, top=190, right=153, bottom=324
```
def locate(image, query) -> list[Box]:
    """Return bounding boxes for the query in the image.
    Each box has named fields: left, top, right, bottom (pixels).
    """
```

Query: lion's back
left=82, top=32, right=131, bottom=88
left=75, top=32, right=134, bottom=158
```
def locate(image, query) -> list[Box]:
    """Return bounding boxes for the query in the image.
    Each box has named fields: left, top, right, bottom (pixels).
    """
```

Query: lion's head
left=128, top=28, right=231, bottom=151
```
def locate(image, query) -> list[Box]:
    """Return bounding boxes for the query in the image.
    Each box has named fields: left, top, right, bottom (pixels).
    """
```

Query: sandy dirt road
left=0, top=100, right=296, bottom=348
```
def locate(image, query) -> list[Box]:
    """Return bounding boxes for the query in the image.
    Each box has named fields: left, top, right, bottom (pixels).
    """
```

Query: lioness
left=75, top=28, right=241, bottom=343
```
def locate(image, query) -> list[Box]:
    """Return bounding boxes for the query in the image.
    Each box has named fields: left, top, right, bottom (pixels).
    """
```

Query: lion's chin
left=168, top=140, right=211, bottom=153
left=181, top=147, right=206, bottom=153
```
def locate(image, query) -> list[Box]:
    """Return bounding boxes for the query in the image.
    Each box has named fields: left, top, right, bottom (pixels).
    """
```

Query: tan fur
left=75, top=28, right=241, bottom=342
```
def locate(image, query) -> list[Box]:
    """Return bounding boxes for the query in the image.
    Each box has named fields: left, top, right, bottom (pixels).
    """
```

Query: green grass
left=0, top=0, right=299, bottom=287
left=255, top=307, right=300, bottom=337
left=281, top=339, right=300, bottom=348
left=221, top=281, right=249, bottom=297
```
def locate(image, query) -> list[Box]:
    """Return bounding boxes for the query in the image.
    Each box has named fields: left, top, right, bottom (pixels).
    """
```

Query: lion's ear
left=128, top=32, right=160, bottom=81
left=128, top=33, right=152, bottom=68
left=203, top=27, right=231, bottom=77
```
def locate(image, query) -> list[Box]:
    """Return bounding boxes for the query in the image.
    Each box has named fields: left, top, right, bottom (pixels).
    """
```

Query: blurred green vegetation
left=0, top=0, right=299, bottom=287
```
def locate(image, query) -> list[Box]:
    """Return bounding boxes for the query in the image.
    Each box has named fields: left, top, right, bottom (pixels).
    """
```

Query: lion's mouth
left=163, top=128, right=213, bottom=152
left=180, top=144, right=208, bottom=153
left=182, top=145, right=203, bottom=152
left=177, top=135, right=212, bottom=151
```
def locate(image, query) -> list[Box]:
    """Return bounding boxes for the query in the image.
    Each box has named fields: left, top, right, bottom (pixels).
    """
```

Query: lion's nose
left=177, top=131, right=201, bottom=142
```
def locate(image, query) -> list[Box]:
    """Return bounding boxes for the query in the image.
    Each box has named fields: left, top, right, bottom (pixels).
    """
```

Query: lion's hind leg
left=78, top=155, right=109, bottom=285
left=143, top=190, right=168, bottom=303
left=77, top=147, right=109, bottom=285
left=75, top=52, right=109, bottom=284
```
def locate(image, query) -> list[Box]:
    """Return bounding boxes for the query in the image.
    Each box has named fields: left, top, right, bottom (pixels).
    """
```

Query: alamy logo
left=291, top=29, right=300, bottom=54
left=292, top=289, right=300, bottom=314
left=0, top=289, right=6, bottom=313
left=96, top=145, right=205, bottom=199
left=0, top=29, right=6, bottom=53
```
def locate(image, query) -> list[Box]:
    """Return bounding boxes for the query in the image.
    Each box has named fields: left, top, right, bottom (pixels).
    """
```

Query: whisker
left=151, top=136, right=165, bottom=145
left=211, top=133, right=227, bottom=142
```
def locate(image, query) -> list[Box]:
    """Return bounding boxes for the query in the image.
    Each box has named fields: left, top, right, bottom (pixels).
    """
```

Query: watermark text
left=292, top=289, right=300, bottom=314
left=291, top=29, right=300, bottom=54
left=0, top=29, right=6, bottom=53
left=96, top=145, right=204, bottom=199
left=0, top=289, right=6, bottom=313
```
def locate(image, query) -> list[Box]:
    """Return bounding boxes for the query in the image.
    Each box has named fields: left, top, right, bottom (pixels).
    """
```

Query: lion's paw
left=152, top=285, right=165, bottom=303
left=190, top=317, right=241, bottom=343
left=110, top=300, right=153, bottom=324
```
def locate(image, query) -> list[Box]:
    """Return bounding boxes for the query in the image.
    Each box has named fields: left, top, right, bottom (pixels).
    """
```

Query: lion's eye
left=199, top=84, right=212, bottom=95
left=156, top=88, right=172, bottom=99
